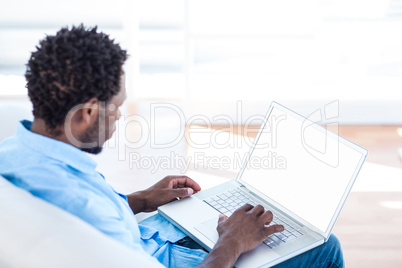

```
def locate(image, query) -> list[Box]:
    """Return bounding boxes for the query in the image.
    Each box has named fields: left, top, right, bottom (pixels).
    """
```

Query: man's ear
left=81, top=98, right=99, bottom=125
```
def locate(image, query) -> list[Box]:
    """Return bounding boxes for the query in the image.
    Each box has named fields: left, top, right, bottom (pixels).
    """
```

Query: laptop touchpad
left=195, top=218, right=220, bottom=244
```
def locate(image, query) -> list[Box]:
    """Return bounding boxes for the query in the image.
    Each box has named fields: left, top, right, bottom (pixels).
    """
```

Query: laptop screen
left=239, top=104, right=366, bottom=234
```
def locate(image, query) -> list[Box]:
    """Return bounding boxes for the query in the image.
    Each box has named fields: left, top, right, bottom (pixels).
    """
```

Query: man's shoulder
left=0, top=132, right=46, bottom=167
left=0, top=138, right=70, bottom=185
left=5, top=165, right=120, bottom=222
left=0, top=136, right=133, bottom=239
left=0, top=135, right=20, bottom=156
left=0, top=134, right=45, bottom=181
left=0, top=144, right=90, bottom=209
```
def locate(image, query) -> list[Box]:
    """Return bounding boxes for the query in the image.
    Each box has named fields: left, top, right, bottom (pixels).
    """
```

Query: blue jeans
left=174, top=234, right=344, bottom=268
left=140, top=215, right=344, bottom=267
left=273, top=234, right=345, bottom=268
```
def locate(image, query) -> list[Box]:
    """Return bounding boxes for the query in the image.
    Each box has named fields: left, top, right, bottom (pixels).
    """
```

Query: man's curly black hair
left=25, top=24, right=127, bottom=131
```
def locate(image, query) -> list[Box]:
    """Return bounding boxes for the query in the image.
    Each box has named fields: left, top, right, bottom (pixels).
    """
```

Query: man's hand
left=127, top=176, right=201, bottom=214
left=198, top=204, right=284, bottom=268
left=217, top=204, right=284, bottom=253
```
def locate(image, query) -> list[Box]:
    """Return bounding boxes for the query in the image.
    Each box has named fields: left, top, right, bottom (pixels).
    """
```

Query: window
left=0, top=0, right=126, bottom=96
left=1, top=0, right=401, bottom=123
left=135, top=0, right=402, bottom=123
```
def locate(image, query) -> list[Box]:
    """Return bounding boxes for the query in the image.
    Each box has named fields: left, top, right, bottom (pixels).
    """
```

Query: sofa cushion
left=0, top=176, right=163, bottom=268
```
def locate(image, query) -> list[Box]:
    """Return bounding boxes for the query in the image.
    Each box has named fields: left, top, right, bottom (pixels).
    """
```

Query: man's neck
left=30, top=118, right=71, bottom=146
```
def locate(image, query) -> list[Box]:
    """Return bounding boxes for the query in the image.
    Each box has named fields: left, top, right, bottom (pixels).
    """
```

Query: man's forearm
left=197, top=236, right=242, bottom=268
left=126, top=176, right=200, bottom=214
left=127, top=191, right=147, bottom=214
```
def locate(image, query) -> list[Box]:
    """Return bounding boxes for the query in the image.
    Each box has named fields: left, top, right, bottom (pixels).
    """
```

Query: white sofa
left=0, top=175, right=163, bottom=268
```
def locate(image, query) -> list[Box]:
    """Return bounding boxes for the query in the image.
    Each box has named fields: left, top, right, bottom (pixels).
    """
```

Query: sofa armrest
left=0, top=176, right=163, bottom=268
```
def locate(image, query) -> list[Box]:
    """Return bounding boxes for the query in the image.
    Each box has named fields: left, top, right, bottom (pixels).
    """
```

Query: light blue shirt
left=0, top=120, right=207, bottom=267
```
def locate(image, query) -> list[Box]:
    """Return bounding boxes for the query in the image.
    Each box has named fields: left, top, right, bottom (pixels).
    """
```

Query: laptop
left=158, top=102, right=367, bottom=267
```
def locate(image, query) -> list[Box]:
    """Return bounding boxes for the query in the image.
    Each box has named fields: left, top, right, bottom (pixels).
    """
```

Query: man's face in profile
left=80, top=73, right=127, bottom=154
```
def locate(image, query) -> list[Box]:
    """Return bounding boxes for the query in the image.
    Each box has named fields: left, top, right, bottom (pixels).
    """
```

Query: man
left=0, top=25, right=344, bottom=267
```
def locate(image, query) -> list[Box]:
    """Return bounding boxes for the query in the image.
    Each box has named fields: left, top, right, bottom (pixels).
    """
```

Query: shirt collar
left=17, top=120, right=98, bottom=174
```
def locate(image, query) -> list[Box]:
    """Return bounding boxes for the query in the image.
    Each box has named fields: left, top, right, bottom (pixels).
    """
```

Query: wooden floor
left=323, top=125, right=402, bottom=267
left=332, top=125, right=402, bottom=169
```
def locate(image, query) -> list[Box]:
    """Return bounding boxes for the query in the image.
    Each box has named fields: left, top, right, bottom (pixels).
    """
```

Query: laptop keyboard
left=204, top=188, right=304, bottom=249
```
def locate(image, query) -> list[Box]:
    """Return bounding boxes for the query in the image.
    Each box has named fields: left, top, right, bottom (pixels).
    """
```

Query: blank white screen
left=240, top=107, right=363, bottom=233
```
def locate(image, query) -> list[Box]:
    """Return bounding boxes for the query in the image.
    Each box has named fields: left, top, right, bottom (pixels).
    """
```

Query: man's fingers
left=264, top=224, right=285, bottom=237
left=250, top=205, right=265, bottom=216
left=170, top=187, right=194, bottom=199
left=168, top=176, right=202, bottom=192
left=179, top=176, right=202, bottom=191
left=260, top=210, right=274, bottom=225
left=218, top=214, right=227, bottom=224
left=239, top=203, right=254, bottom=212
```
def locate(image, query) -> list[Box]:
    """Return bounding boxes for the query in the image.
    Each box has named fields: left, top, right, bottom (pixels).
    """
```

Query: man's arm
left=127, top=176, right=201, bottom=214
left=127, top=176, right=284, bottom=267
left=198, top=204, right=284, bottom=268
